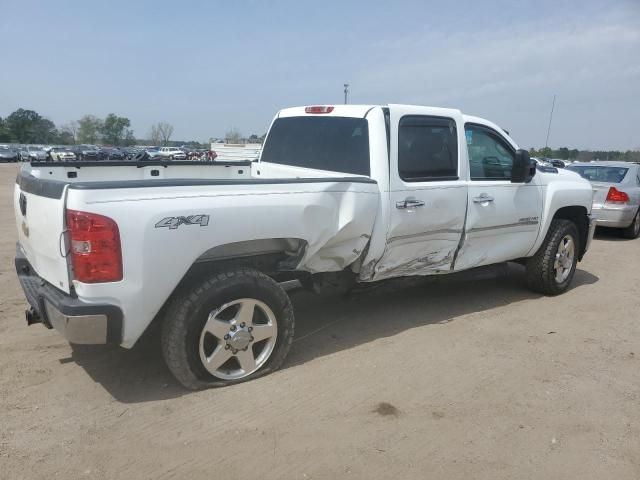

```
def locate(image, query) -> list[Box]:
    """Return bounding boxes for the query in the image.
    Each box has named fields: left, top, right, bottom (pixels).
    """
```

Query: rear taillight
left=66, top=209, right=122, bottom=283
left=605, top=186, right=629, bottom=204
left=305, top=105, right=334, bottom=114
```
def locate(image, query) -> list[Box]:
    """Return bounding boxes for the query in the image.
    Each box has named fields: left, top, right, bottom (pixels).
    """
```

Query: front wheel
left=526, top=219, right=579, bottom=296
left=161, top=268, right=295, bottom=389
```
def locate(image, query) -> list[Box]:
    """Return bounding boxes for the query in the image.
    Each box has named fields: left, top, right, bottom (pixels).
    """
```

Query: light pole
left=344, top=83, right=349, bottom=104
left=545, top=94, right=556, bottom=150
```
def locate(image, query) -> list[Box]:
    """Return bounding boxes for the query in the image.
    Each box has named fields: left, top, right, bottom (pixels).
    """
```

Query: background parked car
left=100, top=147, right=126, bottom=160
left=120, top=147, right=140, bottom=159
left=0, top=146, right=20, bottom=162
left=16, top=146, right=30, bottom=161
left=157, top=146, right=186, bottom=160
left=549, top=159, right=566, bottom=168
left=567, top=161, right=640, bottom=238
left=69, top=145, right=101, bottom=161
left=48, top=147, right=76, bottom=162
left=185, top=147, right=205, bottom=160
left=145, top=147, right=161, bottom=159
left=24, top=146, right=48, bottom=161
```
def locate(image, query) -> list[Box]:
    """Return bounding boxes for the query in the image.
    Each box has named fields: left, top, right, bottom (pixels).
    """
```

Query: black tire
left=161, top=268, right=294, bottom=390
left=526, top=219, right=580, bottom=296
left=620, top=209, right=640, bottom=239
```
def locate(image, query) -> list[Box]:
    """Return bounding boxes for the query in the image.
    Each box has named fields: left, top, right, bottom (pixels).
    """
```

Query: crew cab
left=14, top=104, right=596, bottom=389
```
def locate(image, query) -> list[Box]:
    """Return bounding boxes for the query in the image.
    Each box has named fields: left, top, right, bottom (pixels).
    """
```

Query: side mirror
left=512, top=149, right=536, bottom=183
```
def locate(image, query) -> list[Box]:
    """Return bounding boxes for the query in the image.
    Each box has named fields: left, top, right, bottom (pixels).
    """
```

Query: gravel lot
left=1, top=163, right=639, bottom=479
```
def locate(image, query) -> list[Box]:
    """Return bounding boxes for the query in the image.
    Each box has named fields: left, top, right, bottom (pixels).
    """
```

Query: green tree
left=4, top=108, right=57, bottom=143
left=58, top=130, right=75, bottom=145
left=0, top=117, right=11, bottom=142
left=100, top=113, right=131, bottom=145
left=77, top=115, right=103, bottom=144
left=123, top=129, right=136, bottom=146
left=32, top=118, right=59, bottom=144
left=61, top=121, right=79, bottom=144
left=557, top=147, right=569, bottom=160
left=539, top=146, right=552, bottom=158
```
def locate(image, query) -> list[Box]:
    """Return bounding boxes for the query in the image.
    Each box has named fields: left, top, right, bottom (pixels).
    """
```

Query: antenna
left=545, top=94, right=556, bottom=149
left=344, top=83, right=349, bottom=104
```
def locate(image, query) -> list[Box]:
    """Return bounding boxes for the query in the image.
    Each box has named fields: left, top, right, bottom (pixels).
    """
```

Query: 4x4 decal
left=155, top=215, right=210, bottom=230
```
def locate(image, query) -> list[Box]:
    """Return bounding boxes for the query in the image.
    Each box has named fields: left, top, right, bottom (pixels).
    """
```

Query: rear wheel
left=161, top=268, right=294, bottom=389
left=526, top=219, right=579, bottom=296
left=620, top=209, right=640, bottom=239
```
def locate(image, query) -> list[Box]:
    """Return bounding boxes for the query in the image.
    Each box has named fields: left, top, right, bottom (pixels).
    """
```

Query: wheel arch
left=551, top=205, right=589, bottom=260
left=153, top=237, right=308, bottom=325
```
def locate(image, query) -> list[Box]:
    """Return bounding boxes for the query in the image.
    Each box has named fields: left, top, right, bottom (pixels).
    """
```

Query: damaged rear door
left=372, top=106, right=467, bottom=279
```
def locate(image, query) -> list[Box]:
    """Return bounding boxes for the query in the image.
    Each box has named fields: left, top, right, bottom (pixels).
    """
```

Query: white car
left=48, top=147, right=76, bottom=162
left=157, top=147, right=186, bottom=160
left=14, top=104, right=596, bottom=389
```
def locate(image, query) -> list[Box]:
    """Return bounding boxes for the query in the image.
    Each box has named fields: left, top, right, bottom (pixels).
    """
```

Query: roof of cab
left=277, top=105, right=378, bottom=118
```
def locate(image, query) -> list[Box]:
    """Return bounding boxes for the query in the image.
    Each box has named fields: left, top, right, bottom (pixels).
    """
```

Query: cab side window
left=465, top=125, right=514, bottom=181
left=398, top=116, right=458, bottom=182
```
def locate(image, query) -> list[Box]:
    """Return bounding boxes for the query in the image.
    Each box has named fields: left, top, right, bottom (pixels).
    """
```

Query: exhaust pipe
left=25, top=307, right=42, bottom=326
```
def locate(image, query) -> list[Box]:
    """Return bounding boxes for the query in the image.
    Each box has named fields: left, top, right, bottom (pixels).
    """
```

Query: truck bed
left=15, top=160, right=380, bottom=346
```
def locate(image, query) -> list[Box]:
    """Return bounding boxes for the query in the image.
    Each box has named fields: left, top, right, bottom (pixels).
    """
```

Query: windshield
left=567, top=165, right=629, bottom=183
left=261, top=116, right=370, bottom=176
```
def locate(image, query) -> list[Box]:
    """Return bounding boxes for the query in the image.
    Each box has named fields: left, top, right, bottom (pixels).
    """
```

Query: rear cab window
left=397, top=115, right=458, bottom=181
left=260, top=116, right=370, bottom=176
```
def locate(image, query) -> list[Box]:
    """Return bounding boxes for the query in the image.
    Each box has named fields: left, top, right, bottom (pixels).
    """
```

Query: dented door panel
left=370, top=105, right=468, bottom=280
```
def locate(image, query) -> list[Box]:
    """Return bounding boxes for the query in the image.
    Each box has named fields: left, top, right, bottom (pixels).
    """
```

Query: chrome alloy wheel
left=199, top=298, right=278, bottom=380
left=554, top=234, right=575, bottom=283
left=633, top=211, right=640, bottom=237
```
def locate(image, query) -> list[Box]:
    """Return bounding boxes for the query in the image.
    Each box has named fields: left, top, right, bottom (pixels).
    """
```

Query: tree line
left=2, top=108, right=638, bottom=159
left=0, top=108, right=188, bottom=147
left=529, top=146, right=640, bottom=162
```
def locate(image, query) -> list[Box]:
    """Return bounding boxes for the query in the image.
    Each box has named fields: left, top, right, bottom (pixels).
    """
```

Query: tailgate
left=14, top=176, right=70, bottom=293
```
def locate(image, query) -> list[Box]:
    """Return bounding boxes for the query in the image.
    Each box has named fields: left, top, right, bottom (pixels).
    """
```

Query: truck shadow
left=286, top=263, right=598, bottom=368
left=67, top=263, right=598, bottom=404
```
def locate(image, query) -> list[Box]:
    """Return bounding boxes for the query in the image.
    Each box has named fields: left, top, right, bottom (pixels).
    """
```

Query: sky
left=1, top=0, right=639, bottom=150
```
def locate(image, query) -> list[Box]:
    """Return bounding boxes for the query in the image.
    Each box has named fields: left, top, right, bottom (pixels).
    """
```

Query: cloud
left=353, top=11, right=640, bottom=149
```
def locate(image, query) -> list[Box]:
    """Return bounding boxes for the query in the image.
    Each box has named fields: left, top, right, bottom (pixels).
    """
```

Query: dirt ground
left=1, top=162, right=639, bottom=480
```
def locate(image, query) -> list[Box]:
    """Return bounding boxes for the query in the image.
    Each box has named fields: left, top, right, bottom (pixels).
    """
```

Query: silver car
left=567, top=161, right=640, bottom=239
left=25, top=145, right=47, bottom=161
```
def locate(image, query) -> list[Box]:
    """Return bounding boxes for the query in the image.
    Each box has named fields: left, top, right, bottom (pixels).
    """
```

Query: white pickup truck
left=14, top=104, right=596, bottom=389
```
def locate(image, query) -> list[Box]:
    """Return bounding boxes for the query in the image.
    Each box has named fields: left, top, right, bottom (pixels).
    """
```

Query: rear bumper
left=592, top=204, right=637, bottom=228
left=15, top=245, right=122, bottom=344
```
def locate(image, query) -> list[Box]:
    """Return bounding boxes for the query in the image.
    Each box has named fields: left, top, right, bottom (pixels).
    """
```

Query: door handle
left=473, top=194, right=495, bottom=203
left=396, top=199, right=425, bottom=209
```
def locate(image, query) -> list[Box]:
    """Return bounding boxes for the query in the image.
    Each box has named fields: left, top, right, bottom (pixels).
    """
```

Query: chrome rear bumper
left=15, top=244, right=122, bottom=344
